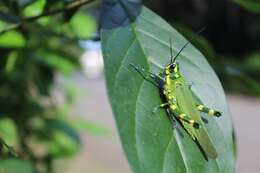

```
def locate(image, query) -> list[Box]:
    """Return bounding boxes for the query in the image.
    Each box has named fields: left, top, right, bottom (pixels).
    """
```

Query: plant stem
left=0, top=0, right=97, bottom=35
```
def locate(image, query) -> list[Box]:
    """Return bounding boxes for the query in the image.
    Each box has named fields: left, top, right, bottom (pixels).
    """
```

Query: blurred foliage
left=0, top=0, right=99, bottom=173
left=144, top=0, right=260, bottom=96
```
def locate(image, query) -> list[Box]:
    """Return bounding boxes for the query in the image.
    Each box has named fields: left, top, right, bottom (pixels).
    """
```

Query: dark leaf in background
left=233, top=0, right=260, bottom=13
left=0, top=12, right=19, bottom=23
left=101, top=0, right=142, bottom=29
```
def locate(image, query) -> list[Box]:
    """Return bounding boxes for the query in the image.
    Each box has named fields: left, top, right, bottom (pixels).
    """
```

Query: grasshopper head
left=165, top=62, right=180, bottom=79
left=167, top=38, right=181, bottom=78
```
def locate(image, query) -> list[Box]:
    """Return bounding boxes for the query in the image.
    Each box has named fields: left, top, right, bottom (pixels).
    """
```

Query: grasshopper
left=130, top=35, right=222, bottom=159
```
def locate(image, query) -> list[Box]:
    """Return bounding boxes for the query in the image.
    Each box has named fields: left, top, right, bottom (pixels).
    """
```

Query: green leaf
left=244, top=52, right=260, bottom=72
left=69, top=11, right=97, bottom=39
left=101, top=3, right=235, bottom=173
left=71, top=119, right=111, bottom=136
left=23, top=0, right=46, bottom=17
left=233, top=0, right=260, bottom=13
left=44, top=119, right=81, bottom=157
left=0, top=31, right=26, bottom=48
left=48, top=131, right=79, bottom=157
left=0, top=118, right=17, bottom=145
left=36, top=50, right=76, bottom=75
left=0, top=21, right=7, bottom=31
left=5, top=51, right=18, bottom=73
left=0, top=159, right=33, bottom=173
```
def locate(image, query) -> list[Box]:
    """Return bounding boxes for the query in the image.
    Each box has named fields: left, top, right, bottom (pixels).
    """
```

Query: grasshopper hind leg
left=166, top=108, right=177, bottom=129
left=166, top=108, right=184, bottom=138
left=166, top=104, right=201, bottom=129
left=196, top=104, right=222, bottom=117
left=175, top=112, right=200, bottom=129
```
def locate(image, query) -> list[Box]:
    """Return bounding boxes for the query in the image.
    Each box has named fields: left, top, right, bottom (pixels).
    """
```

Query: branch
left=0, top=0, right=96, bottom=35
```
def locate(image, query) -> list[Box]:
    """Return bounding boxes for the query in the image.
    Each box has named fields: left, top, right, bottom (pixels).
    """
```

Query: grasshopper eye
left=169, top=63, right=176, bottom=70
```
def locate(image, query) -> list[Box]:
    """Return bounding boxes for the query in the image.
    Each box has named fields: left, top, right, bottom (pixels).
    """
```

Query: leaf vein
left=112, top=37, right=137, bottom=90
left=161, top=135, right=174, bottom=173
left=174, top=131, right=190, bottom=173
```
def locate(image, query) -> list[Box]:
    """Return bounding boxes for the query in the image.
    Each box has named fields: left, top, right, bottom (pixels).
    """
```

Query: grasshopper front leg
left=196, top=104, right=222, bottom=117
left=153, top=103, right=171, bottom=113
left=129, top=63, right=159, bottom=87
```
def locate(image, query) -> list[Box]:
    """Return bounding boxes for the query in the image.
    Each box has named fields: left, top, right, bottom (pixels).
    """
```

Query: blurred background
left=0, top=0, right=259, bottom=173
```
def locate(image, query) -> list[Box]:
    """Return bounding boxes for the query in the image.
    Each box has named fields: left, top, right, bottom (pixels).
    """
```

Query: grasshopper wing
left=175, top=83, right=218, bottom=159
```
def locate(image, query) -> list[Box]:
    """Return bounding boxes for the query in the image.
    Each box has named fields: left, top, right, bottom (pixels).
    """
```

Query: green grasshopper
left=130, top=35, right=222, bottom=159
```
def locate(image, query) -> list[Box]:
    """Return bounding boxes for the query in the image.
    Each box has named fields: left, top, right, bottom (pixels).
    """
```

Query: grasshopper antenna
left=172, top=27, right=206, bottom=63
left=169, top=38, right=174, bottom=63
